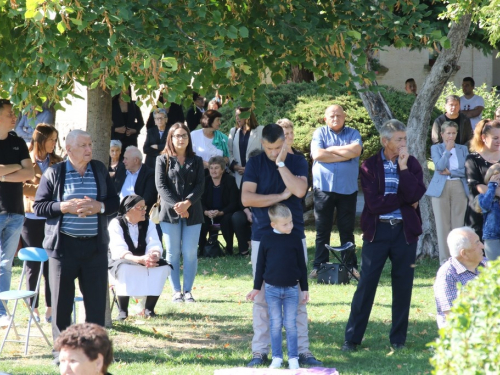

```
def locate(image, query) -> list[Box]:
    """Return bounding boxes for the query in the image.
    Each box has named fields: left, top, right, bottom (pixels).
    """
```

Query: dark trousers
left=117, top=296, right=160, bottom=315
left=199, top=214, right=234, bottom=254
left=344, top=222, right=417, bottom=345
left=49, top=234, right=108, bottom=341
left=21, top=218, right=51, bottom=309
left=231, top=211, right=251, bottom=254
left=313, top=189, right=358, bottom=269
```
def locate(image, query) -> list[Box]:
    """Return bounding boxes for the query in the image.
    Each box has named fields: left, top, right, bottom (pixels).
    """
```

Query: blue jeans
left=160, top=220, right=201, bottom=293
left=0, top=214, right=24, bottom=316
left=264, top=283, right=299, bottom=360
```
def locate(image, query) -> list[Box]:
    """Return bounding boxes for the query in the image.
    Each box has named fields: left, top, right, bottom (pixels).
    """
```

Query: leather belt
left=62, top=233, right=97, bottom=240
left=379, top=218, right=403, bottom=225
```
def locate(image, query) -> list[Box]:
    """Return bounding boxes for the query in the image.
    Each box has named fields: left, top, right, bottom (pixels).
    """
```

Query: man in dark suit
left=186, top=92, right=205, bottom=132
left=114, top=146, right=157, bottom=212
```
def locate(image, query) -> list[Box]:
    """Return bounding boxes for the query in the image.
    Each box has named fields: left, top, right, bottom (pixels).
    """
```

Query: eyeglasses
left=154, top=117, right=166, bottom=121
left=134, top=205, right=147, bottom=211
left=173, top=134, right=188, bottom=140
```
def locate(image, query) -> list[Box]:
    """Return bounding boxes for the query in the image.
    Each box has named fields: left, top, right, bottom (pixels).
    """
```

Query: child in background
left=476, top=163, right=500, bottom=261
left=247, top=203, right=309, bottom=370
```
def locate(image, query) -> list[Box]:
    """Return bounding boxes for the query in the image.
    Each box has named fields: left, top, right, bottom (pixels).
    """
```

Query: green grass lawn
left=0, top=226, right=439, bottom=375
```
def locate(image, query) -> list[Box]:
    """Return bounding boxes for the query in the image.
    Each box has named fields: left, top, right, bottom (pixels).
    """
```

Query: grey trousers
left=250, top=239, right=310, bottom=355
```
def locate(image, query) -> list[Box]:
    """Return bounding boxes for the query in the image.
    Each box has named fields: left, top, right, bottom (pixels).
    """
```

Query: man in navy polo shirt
left=242, top=124, right=322, bottom=367
left=310, top=105, right=362, bottom=279
left=0, top=99, right=34, bottom=327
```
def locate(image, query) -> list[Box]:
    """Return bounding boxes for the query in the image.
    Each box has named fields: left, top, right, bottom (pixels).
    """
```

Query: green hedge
left=430, top=260, right=500, bottom=374
left=218, top=83, right=440, bottom=163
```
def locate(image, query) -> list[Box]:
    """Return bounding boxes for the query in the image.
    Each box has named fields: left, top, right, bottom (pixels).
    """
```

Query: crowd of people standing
left=0, top=75, right=497, bottom=370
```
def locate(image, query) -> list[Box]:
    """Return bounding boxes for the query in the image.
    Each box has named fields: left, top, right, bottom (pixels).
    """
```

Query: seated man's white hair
left=66, top=129, right=91, bottom=147
left=447, top=227, right=476, bottom=258
left=125, top=145, right=143, bottom=161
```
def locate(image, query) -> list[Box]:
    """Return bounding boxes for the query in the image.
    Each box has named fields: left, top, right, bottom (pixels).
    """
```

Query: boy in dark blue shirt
left=247, top=203, right=309, bottom=370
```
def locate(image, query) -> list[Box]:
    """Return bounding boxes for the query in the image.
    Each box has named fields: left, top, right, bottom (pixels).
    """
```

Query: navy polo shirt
left=242, top=152, right=308, bottom=241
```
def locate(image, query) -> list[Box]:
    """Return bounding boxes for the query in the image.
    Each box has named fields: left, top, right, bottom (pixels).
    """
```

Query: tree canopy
left=0, top=0, right=457, bottom=113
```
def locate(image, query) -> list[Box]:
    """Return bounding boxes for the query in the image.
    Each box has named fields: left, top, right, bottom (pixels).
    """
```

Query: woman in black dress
left=465, top=119, right=500, bottom=238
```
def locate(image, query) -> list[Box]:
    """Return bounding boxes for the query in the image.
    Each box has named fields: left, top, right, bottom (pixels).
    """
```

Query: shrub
left=430, top=260, right=500, bottom=374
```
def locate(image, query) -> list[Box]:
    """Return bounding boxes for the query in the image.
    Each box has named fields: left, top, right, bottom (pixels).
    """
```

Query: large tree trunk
left=87, top=85, right=112, bottom=164
left=352, top=15, right=472, bottom=258
left=86, top=84, right=113, bottom=327
left=407, top=14, right=472, bottom=258
left=291, top=65, right=314, bottom=83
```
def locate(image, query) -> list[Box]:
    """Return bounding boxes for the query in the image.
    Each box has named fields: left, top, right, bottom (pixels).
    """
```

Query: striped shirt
left=379, top=149, right=402, bottom=220
left=60, top=160, right=98, bottom=236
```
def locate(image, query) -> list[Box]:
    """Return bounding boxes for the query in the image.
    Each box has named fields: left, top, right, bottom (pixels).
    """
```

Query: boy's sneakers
left=172, top=292, right=184, bottom=302
left=269, top=358, right=283, bottom=369
left=289, top=358, right=300, bottom=369
left=184, top=292, right=196, bottom=303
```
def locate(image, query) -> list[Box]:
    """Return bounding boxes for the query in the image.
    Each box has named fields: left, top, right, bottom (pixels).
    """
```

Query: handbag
left=317, top=262, right=349, bottom=285
left=203, top=232, right=223, bottom=258
left=149, top=155, right=169, bottom=224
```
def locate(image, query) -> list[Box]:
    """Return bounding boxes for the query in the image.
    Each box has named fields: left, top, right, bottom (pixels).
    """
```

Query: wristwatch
left=100, top=202, right=105, bottom=214
left=277, top=162, right=285, bottom=168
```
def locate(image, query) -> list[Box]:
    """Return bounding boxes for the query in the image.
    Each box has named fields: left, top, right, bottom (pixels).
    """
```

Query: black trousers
left=49, top=234, right=108, bottom=341
left=344, top=221, right=417, bottom=345
left=231, top=210, right=251, bottom=254
left=21, top=218, right=50, bottom=309
left=313, top=189, right=358, bottom=269
left=199, top=214, right=234, bottom=254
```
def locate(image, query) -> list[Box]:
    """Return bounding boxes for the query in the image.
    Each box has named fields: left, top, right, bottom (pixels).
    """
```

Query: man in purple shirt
left=434, top=227, right=486, bottom=329
left=342, top=120, right=426, bottom=351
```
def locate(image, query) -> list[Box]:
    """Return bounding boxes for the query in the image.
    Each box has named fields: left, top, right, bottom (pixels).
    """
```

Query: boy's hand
left=301, top=291, right=310, bottom=304
left=246, top=289, right=260, bottom=301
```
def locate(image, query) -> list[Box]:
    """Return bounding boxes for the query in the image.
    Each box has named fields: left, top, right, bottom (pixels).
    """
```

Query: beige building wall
left=375, top=46, right=496, bottom=92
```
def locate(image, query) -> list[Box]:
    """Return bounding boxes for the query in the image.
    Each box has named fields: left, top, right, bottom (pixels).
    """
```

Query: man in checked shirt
left=434, top=226, right=487, bottom=329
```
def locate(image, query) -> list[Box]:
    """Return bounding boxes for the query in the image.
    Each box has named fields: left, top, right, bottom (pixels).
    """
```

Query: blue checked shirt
left=379, top=149, right=402, bottom=220
left=434, top=256, right=487, bottom=328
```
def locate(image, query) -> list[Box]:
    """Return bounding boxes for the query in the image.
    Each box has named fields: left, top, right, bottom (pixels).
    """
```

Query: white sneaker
left=269, top=358, right=283, bottom=369
left=289, top=358, right=300, bottom=369
left=0, top=315, right=11, bottom=328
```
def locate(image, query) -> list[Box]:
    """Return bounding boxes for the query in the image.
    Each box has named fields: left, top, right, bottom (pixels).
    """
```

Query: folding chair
left=0, top=247, right=51, bottom=355
left=325, top=242, right=359, bottom=282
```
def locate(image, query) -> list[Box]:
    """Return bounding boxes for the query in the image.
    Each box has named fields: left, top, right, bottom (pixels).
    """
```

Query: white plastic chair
left=0, top=247, right=51, bottom=355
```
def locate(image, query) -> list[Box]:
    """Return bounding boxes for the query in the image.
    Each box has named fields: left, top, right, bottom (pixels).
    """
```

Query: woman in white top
left=426, top=121, right=469, bottom=264
left=108, top=195, right=171, bottom=320
left=190, top=110, right=229, bottom=169
left=228, top=107, right=263, bottom=187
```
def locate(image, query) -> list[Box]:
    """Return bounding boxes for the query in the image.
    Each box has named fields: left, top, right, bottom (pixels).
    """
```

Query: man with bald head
left=310, top=105, right=362, bottom=279
left=34, top=129, right=119, bottom=347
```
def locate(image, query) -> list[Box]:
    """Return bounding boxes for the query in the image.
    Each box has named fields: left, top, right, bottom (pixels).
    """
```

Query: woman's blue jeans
left=160, top=220, right=201, bottom=293
left=264, top=283, right=299, bottom=360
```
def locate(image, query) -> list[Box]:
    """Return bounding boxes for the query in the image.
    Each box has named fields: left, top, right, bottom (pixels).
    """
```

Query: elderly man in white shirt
left=108, top=195, right=171, bottom=320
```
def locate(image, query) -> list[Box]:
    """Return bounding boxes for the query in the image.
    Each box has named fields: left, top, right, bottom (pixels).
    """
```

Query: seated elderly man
left=108, top=195, right=171, bottom=320
left=434, top=226, right=487, bottom=328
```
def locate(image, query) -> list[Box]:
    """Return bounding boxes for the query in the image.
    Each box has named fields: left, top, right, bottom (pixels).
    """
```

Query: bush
left=218, top=82, right=439, bottom=163
left=430, top=260, right=500, bottom=374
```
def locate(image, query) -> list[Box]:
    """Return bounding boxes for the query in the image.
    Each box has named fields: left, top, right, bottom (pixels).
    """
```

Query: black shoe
left=341, top=341, right=358, bottom=351
left=392, top=343, right=405, bottom=350
left=116, top=311, right=128, bottom=321
left=145, top=309, right=157, bottom=318
left=298, top=352, right=323, bottom=366
left=247, top=352, right=268, bottom=367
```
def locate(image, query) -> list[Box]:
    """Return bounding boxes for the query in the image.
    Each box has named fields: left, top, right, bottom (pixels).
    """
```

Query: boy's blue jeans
left=264, top=283, right=299, bottom=360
